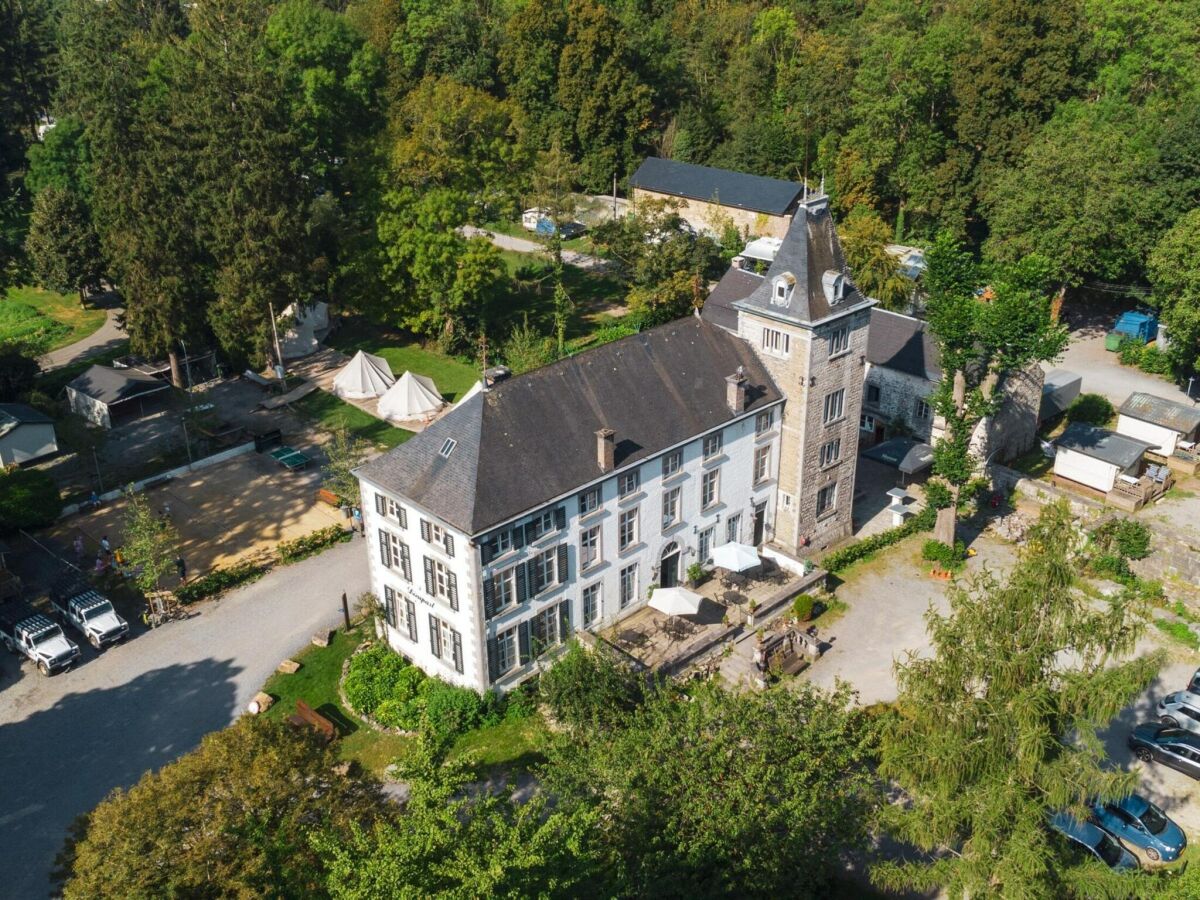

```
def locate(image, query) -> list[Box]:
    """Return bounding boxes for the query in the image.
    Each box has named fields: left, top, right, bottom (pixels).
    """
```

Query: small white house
left=0, top=404, right=57, bottom=465
left=66, top=364, right=171, bottom=429
left=1054, top=422, right=1154, bottom=493
left=1116, top=392, right=1200, bottom=456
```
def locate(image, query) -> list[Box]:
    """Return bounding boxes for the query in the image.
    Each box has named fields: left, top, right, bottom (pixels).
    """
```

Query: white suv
left=1157, top=692, right=1200, bottom=734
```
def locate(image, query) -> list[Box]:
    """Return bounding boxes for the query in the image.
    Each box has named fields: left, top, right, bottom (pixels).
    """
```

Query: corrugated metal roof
left=629, top=158, right=804, bottom=216
left=1118, top=392, right=1200, bottom=435
left=1057, top=422, right=1155, bottom=469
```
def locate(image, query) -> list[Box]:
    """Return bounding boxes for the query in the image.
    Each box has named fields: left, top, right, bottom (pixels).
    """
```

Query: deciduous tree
left=839, top=209, right=911, bottom=311
left=120, top=487, right=181, bottom=594
left=24, top=185, right=104, bottom=307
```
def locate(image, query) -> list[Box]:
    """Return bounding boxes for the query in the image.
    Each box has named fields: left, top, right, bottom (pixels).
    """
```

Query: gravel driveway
left=0, top=539, right=368, bottom=899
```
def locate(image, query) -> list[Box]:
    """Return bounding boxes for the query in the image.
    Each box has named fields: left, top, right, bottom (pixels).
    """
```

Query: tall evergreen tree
left=24, top=185, right=104, bottom=307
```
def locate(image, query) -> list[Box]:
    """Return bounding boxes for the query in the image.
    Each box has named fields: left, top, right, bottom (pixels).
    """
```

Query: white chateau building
left=357, top=186, right=875, bottom=692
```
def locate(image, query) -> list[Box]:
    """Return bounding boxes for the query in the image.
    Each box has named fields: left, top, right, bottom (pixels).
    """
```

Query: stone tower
left=732, top=190, right=874, bottom=553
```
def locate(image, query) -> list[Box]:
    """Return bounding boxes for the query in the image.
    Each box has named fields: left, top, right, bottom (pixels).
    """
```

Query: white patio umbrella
left=649, top=587, right=704, bottom=617
left=710, top=541, right=761, bottom=573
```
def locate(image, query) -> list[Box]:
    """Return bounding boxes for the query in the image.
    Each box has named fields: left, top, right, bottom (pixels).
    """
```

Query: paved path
left=462, top=225, right=613, bottom=273
left=0, top=538, right=368, bottom=899
left=41, top=306, right=126, bottom=370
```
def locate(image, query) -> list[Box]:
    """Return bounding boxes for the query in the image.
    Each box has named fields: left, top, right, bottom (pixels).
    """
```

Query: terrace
left=591, top=561, right=828, bottom=680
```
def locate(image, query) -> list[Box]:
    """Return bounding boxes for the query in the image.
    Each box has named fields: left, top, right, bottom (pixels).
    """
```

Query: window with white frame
left=530, top=547, right=557, bottom=595
left=755, top=410, right=773, bottom=435
left=494, top=529, right=512, bottom=556
left=816, top=483, right=838, bottom=516
left=580, top=525, right=601, bottom=571
left=828, top=326, right=849, bottom=356
left=619, top=564, right=638, bottom=609
left=703, top=432, right=723, bottom=459
left=579, top=487, right=600, bottom=516
left=662, top=449, right=682, bottom=478
left=762, top=327, right=790, bottom=356
left=698, top=525, right=715, bottom=564
left=618, top=469, right=640, bottom=497
left=531, top=604, right=562, bottom=653
left=529, top=510, right=555, bottom=541
left=822, top=389, right=845, bottom=424
left=494, top=566, right=517, bottom=608
left=725, top=513, right=741, bottom=544
left=618, top=507, right=638, bottom=551
left=662, top=486, right=681, bottom=529
left=701, top=469, right=719, bottom=508
left=383, top=531, right=411, bottom=580
left=819, top=438, right=841, bottom=467
left=753, top=445, right=771, bottom=484
left=428, top=615, right=463, bottom=673
left=582, top=583, right=602, bottom=627
left=860, top=414, right=876, bottom=431
left=915, top=398, right=932, bottom=419
left=495, top=626, right=518, bottom=675
left=386, top=497, right=407, bottom=527
left=432, top=559, right=453, bottom=600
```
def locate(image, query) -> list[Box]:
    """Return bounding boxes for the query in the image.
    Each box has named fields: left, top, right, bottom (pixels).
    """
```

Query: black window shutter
left=429, top=614, right=441, bottom=657
left=481, top=539, right=494, bottom=566
left=512, top=525, right=525, bottom=549
left=374, top=492, right=386, bottom=515
left=559, top=600, right=572, bottom=640
left=556, top=543, right=569, bottom=584
left=420, top=519, right=432, bottom=542
left=525, top=560, right=538, bottom=598
left=383, top=586, right=397, bottom=628
left=405, top=599, right=417, bottom=641
left=447, top=572, right=459, bottom=610
left=483, top=576, right=496, bottom=618
left=399, top=507, right=408, bottom=529
left=444, top=533, right=455, bottom=557
left=399, top=542, right=412, bottom=582
left=377, top=530, right=391, bottom=568
left=515, top=563, right=527, bottom=603
left=524, top=521, right=536, bottom=545
left=452, top=631, right=463, bottom=674
left=518, top=620, right=531, bottom=664
left=487, top=635, right=500, bottom=683
left=555, top=506, right=566, bottom=531
left=423, top=556, right=435, bottom=595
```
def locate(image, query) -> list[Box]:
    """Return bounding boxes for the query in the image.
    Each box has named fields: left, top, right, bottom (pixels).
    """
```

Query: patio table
left=617, top=628, right=647, bottom=648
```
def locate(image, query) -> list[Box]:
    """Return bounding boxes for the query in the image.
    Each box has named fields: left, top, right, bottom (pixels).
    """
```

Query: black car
left=1128, top=723, right=1200, bottom=779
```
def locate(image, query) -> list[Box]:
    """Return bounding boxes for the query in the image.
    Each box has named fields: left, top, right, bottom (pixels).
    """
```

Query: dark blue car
left=1049, top=812, right=1139, bottom=871
left=1091, top=795, right=1186, bottom=862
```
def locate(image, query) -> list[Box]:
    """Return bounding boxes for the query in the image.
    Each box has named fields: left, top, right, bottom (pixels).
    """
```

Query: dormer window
left=772, top=273, right=795, bottom=307
left=821, top=270, right=847, bottom=305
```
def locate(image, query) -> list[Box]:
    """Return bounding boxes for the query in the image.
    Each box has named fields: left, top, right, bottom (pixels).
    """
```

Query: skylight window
left=439, top=439, right=457, bottom=458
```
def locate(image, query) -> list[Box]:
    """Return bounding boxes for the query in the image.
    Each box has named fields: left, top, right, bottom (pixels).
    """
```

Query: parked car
left=1157, top=691, right=1200, bottom=734
left=1049, top=812, right=1139, bottom=871
left=50, top=587, right=128, bottom=650
left=0, top=603, right=81, bottom=675
left=1128, top=723, right=1200, bottom=780
left=1091, top=795, right=1186, bottom=862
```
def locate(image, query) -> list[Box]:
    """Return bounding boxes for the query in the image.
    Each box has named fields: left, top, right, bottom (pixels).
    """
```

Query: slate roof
left=866, top=309, right=941, bottom=381
left=1118, top=392, right=1200, bottom=435
left=732, top=196, right=873, bottom=327
left=629, top=158, right=804, bottom=216
left=1056, top=422, right=1155, bottom=469
left=0, top=403, right=54, bottom=440
left=66, top=364, right=171, bottom=405
left=702, top=268, right=762, bottom=332
left=358, top=317, right=783, bottom=535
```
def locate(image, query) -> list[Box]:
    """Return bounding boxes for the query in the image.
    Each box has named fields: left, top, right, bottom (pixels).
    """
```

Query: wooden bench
left=315, top=488, right=342, bottom=507
left=288, top=699, right=336, bottom=743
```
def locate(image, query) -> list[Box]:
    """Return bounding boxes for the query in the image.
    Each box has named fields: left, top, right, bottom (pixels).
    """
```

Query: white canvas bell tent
left=332, top=350, right=395, bottom=399
left=378, top=371, right=445, bottom=421
left=279, top=301, right=330, bottom=359
left=451, top=379, right=484, bottom=410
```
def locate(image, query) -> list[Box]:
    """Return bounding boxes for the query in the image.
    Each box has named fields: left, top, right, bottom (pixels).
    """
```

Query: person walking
left=351, top=506, right=363, bottom=536
left=100, top=535, right=111, bottom=554
left=175, top=556, right=187, bottom=583
left=73, top=534, right=85, bottom=562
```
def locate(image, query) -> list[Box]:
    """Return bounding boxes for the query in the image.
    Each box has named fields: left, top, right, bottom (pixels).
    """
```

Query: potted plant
left=791, top=594, right=815, bottom=622
left=686, top=562, right=705, bottom=587
left=747, top=599, right=759, bottom=628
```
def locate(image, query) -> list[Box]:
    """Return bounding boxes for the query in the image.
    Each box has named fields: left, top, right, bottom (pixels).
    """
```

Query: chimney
left=726, top=367, right=747, bottom=413
left=596, top=428, right=615, bottom=472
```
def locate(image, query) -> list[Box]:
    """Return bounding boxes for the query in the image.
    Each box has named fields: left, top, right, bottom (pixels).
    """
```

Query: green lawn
left=293, top=390, right=412, bottom=450
left=2, top=286, right=107, bottom=353
left=261, top=624, right=550, bottom=777
left=328, top=322, right=479, bottom=403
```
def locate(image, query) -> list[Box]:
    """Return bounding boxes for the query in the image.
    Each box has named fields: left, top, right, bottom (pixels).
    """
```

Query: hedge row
left=821, top=506, right=937, bottom=574
left=278, top=524, right=352, bottom=563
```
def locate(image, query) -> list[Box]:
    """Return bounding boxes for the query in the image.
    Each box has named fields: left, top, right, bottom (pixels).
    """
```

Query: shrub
left=504, top=682, right=538, bottom=721
left=539, top=641, right=645, bottom=730
left=0, top=467, right=62, bottom=534
left=175, top=559, right=266, bottom=604
left=343, top=644, right=413, bottom=716
left=687, top=562, right=705, bottom=584
left=821, top=505, right=936, bottom=574
left=1138, top=345, right=1174, bottom=375
left=1090, top=553, right=1131, bottom=580
left=791, top=594, right=815, bottom=621
left=922, top=539, right=965, bottom=571
left=373, top=697, right=423, bottom=731
left=1092, top=518, right=1151, bottom=560
left=419, top=679, right=484, bottom=739
left=1118, top=339, right=1144, bottom=367
left=277, top=524, right=351, bottom=563
left=923, top=480, right=952, bottom=510
left=1066, top=393, right=1115, bottom=426
left=1155, top=619, right=1200, bottom=650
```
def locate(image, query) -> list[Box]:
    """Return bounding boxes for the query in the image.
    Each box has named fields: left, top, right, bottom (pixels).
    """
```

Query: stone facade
left=632, top=187, right=791, bottom=239
left=969, top=365, right=1044, bottom=464
left=861, top=364, right=936, bottom=445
